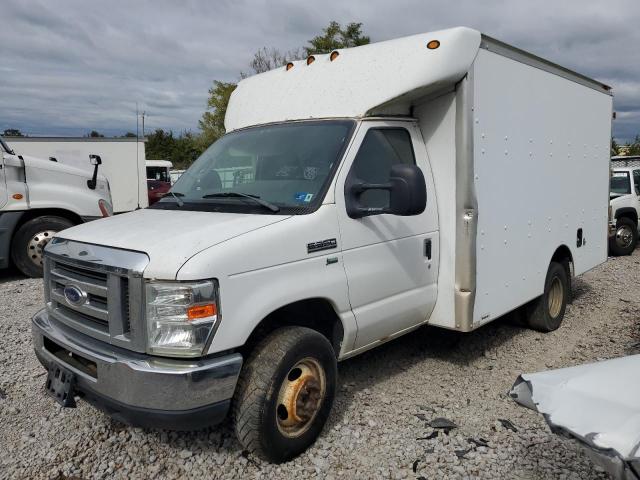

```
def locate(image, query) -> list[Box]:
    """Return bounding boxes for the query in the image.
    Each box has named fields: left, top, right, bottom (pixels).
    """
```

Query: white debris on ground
left=1, top=250, right=639, bottom=479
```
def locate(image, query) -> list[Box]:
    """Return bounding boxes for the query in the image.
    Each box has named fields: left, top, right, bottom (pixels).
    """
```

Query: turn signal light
left=285, top=62, right=294, bottom=71
left=12, top=193, right=23, bottom=200
left=427, top=40, right=441, bottom=50
left=306, top=55, right=315, bottom=65
left=187, top=303, right=217, bottom=320
left=330, top=51, right=339, bottom=61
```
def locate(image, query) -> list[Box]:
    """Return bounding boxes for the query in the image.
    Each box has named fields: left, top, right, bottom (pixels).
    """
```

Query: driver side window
left=350, top=128, right=415, bottom=208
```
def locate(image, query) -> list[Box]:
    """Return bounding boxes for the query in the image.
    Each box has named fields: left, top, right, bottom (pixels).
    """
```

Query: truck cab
left=609, top=166, right=640, bottom=255
left=0, top=136, right=113, bottom=277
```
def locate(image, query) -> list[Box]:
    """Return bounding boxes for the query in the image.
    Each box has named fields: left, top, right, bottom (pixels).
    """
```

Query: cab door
left=335, top=120, right=439, bottom=350
left=0, top=151, right=9, bottom=209
left=633, top=170, right=640, bottom=224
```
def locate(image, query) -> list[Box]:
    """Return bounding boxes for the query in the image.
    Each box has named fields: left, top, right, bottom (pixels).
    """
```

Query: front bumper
left=32, top=309, right=243, bottom=430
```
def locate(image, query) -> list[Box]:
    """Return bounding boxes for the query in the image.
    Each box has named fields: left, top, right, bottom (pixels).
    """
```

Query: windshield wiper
left=167, top=190, right=184, bottom=207
left=202, top=192, right=280, bottom=212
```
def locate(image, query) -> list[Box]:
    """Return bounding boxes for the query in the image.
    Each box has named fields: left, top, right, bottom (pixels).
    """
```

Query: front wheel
left=609, top=217, right=638, bottom=256
left=11, top=216, right=74, bottom=277
left=232, top=327, right=337, bottom=463
left=524, top=261, right=570, bottom=332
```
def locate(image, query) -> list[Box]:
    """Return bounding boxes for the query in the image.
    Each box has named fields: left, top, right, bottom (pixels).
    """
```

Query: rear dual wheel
left=609, top=217, right=638, bottom=256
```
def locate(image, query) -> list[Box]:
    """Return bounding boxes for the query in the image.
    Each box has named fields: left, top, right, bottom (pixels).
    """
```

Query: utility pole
left=141, top=111, right=146, bottom=138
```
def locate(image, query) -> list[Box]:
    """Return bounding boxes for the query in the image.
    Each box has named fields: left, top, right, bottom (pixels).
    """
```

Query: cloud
left=1, top=0, right=638, bottom=140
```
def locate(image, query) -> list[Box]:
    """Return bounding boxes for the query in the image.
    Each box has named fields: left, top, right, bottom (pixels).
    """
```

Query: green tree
left=87, top=130, right=104, bottom=138
left=122, top=132, right=137, bottom=138
left=305, top=21, right=370, bottom=55
left=3, top=128, right=23, bottom=137
left=198, top=81, right=237, bottom=147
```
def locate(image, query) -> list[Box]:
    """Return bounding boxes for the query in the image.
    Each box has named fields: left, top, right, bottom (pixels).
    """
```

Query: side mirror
left=346, top=163, right=427, bottom=219
left=87, top=154, right=102, bottom=189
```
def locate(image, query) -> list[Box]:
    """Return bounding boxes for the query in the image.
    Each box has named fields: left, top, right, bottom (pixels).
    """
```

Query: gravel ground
left=1, top=251, right=639, bottom=480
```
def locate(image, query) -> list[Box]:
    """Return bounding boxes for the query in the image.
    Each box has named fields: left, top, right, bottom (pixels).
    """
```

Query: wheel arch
left=614, top=207, right=638, bottom=225
left=239, top=297, right=345, bottom=359
left=14, top=208, right=83, bottom=231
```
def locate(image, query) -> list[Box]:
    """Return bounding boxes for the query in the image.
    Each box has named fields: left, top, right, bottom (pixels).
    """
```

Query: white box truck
left=32, top=27, right=612, bottom=462
left=1, top=136, right=113, bottom=277
left=6, top=137, right=148, bottom=213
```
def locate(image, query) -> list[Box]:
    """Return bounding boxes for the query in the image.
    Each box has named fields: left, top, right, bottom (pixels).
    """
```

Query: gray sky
left=2, top=0, right=639, bottom=141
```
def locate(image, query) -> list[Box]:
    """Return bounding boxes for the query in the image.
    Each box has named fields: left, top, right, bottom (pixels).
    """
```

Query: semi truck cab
left=0, top=136, right=112, bottom=277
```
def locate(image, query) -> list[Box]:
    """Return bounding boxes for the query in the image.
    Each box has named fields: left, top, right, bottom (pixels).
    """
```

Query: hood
left=22, top=154, right=108, bottom=183
left=56, top=208, right=292, bottom=278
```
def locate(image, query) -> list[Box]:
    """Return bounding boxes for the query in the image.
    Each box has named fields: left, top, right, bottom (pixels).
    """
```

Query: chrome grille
left=44, top=239, right=149, bottom=352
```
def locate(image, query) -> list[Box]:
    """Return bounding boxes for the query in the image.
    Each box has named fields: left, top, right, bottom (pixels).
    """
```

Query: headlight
left=145, top=280, right=219, bottom=357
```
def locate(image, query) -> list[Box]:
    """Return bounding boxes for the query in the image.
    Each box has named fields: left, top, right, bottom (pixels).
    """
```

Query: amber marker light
left=12, top=193, right=23, bottom=200
left=285, top=62, right=294, bottom=71
left=306, top=55, right=315, bottom=65
left=330, top=51, right=340, bottom=61
left=427, top=40, right=441, bottom=50
left=187, top=304, right=217, bottom=320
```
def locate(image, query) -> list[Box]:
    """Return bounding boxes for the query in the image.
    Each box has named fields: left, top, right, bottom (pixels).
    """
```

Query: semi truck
left=6, top=137, right=147, bottom=213
left=32, top=27, right=612, bottom=462
left=1, top=136, right=112, bottom=277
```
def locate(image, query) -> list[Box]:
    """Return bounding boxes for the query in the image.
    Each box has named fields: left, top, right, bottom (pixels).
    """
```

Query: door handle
left=424, top=239, right=432, bottom=259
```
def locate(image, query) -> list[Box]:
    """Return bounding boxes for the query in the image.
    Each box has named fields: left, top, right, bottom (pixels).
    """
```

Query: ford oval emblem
left=63, top=285, right=87, bottom=306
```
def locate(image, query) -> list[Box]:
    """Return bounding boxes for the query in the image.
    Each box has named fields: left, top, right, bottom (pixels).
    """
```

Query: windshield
left=147, top=166, right=171, bottom=183
left=0, top=136, right=14, bottom=155
left=153, top=120, right=355, bottom=214
left=611, top=171, right=631, bottom=195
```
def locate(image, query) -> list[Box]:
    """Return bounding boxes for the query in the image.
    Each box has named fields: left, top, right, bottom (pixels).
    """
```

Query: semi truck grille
left=43, top=239, right=149, bottom=353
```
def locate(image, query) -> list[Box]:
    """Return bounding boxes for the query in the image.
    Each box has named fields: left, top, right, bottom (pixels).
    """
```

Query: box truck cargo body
left=31, top=27, right=612, bottom=462
left=7, top=137, right=147, bottom=213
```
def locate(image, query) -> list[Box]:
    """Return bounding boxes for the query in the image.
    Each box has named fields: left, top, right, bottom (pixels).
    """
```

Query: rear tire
left=524, top=261, right=569, bottom=332
left=10, top=216, right=74, bottom=277
left=609, top=216, right=637, bottom=256
left=232, top=327, right=337, bottom=463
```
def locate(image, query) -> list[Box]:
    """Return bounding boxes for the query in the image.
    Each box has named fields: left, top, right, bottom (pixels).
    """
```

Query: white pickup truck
left=609, top=162, right=640, bottom=255
left=0, top=136, right=112, bottom=277
left=32, top=27, right=612, bottom=462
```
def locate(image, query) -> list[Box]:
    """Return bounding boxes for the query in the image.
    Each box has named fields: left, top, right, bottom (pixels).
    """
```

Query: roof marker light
left=330, top=51, right=340, bottom=61
left=427, top=40, right=440, bottom=50
left=285, top=62, right=294, bottom=71
left=306, top=55, right=315, bottom=65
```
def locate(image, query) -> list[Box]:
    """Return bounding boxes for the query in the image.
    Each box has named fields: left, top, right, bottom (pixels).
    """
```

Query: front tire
left=232, top=327, right=337, bottom=463
left=524, top=261, right=570, bottom=332
left=609, top=217, right=638, bottom=256
left=11, top=216, right=74, bottom=277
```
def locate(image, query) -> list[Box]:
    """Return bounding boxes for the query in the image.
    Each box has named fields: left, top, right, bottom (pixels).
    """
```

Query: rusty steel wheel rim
left=547, top=276, right=564, bottom=318
left=276, top=357, right=326, bottom=438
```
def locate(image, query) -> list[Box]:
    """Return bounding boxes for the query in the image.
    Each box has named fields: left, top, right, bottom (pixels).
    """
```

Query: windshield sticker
left=303, top=167, right=318, bottom=180
left=294, top=192, right=314, bottom=203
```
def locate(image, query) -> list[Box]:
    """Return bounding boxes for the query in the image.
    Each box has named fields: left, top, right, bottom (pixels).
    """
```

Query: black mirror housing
left=346, top=163, right=427, bottom=218
left=87, top=154, right=102, bottom=189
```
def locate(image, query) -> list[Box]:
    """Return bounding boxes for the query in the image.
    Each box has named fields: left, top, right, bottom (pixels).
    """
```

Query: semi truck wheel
left=232, top=327, right=337, bottom=463
left=11, top=216, right=74, bottom=278
left=609, top=217, right=638, bottom=256
left=525, top=261, right=569, bottom=332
